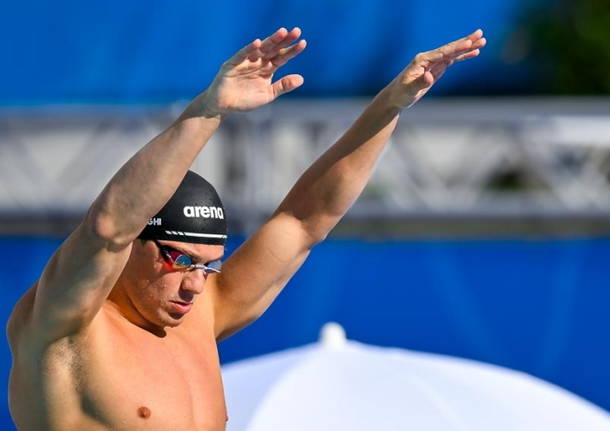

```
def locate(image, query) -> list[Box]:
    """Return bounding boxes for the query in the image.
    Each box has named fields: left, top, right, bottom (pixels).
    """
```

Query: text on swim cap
left=183, top=206, right=224, bottom=219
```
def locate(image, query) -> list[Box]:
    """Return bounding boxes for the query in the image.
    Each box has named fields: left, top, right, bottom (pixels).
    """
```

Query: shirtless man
left=7, top=28, right=486, bottom=430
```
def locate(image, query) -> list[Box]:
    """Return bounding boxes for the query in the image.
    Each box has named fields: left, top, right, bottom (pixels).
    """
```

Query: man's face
left=119, top=239, right=224, bottom=330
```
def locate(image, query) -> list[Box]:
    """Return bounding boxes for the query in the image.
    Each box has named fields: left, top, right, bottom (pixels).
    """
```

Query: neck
left=107, top=283, right=167, bottom=337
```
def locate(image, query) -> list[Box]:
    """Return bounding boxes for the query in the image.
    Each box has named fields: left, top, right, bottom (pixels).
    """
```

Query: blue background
left=2, top=235, right=609, bottom=428
left=1, top=0, right=546, bottom=105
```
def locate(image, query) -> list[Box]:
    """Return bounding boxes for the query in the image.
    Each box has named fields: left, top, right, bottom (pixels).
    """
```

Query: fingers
left=261, top=27, right=302, bottom=60
left=270, top=39, right=307, bottom=68
left=248, top=27, right=303, bottom=62
left=223, top=27, right=306, bottom=73
left=271, top=74, right=304, bottom=98
left=466, top=29, right=484, bottom=43
left=252, top=27, right=287, bottom=61
left=418, top=29, right=486, bottom=64
left=225, top=39, right=263, bottom=66
left=444, top=29, right=485, bottom=52
left=426, top=46, right=480, bottom=79
left=455, top=49, right=480, bottom=62
left=439, top=29, right=486, bottom=59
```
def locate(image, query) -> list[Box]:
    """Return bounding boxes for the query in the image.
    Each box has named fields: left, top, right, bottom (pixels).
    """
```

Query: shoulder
left=7, top=284, right=110, bottom=357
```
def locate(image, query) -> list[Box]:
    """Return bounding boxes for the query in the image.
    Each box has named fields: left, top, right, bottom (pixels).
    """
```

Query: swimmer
left=7, top=27, right=486, bottom=430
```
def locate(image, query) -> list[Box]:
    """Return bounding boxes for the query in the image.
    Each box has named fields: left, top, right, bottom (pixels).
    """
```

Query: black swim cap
left=138, top=171, right=227, bottom=245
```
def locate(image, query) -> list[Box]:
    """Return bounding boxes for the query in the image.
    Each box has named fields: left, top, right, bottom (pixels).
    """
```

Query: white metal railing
left=1, top=98, right=610, bottom=226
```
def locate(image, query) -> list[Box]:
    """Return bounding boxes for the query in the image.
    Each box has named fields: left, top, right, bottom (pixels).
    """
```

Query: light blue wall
left=2, top=235, right=609, bottom=429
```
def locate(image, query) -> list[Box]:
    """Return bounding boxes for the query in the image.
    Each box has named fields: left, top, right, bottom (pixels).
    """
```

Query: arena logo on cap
left=183, top=205, right=224, bottom=219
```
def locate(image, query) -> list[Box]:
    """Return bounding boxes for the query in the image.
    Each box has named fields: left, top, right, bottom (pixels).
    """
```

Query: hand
left=198, top=28, right=307, bottom=117
left=387, top=29, right=486, bottom=109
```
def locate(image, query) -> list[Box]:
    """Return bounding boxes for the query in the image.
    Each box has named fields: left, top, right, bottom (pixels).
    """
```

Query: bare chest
left=20, top=315, right=228, bottom=431
left=82, top=317, right=227, bottom=430
left=98, top=335, right=225, bottom=427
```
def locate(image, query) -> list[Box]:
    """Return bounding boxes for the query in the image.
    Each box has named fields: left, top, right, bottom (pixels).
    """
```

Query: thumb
left=271, top=74, right=304, bottom=99
left=410, top=71, right=434, bottom=91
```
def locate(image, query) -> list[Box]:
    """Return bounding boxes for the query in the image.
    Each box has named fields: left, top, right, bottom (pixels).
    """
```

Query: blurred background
left=2, top=0, right=610, bottom=427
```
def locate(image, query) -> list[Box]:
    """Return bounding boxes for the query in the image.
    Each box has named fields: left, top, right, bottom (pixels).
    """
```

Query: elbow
left=300, top=216, right=334, bottom=247
left=306, top=229, right=328, bottom=247
left=85, top=208, right=137, bottom=251
left=284, top=210, right=334, bottom=248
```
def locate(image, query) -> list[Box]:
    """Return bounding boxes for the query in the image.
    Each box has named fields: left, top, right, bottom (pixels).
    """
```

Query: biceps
left=219, top=215, right=312, bottom=300
left=211, top=215, right=313, bottom=336
left=213, top=252, right=309, bottom=341
left=31, top=224, right=132, bottom=340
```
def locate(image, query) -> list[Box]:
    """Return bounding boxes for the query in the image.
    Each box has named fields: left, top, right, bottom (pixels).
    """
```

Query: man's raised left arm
left=211, top=30, right=487, bottom=341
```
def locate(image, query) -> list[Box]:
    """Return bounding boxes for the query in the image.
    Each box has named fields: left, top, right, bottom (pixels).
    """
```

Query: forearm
left=276, top=87, right=401, bottom=243
left=88, top=109, right=221, bottom=247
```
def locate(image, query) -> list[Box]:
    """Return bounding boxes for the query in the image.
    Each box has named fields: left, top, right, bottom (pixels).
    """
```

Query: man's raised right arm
left=25, top=113, right=221, bottom=342
left=9, top=28, right=307, bottom=343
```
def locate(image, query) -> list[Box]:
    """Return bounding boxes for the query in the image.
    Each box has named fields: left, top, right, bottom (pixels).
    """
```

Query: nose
left=179, top=269, right=206, bottom=300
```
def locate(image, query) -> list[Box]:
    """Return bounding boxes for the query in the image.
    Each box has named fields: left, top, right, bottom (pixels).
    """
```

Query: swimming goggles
left=153, top=240, right=222, bottom=274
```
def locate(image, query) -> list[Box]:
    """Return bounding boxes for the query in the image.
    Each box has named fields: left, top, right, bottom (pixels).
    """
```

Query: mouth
left=169, top=301, right=193, bottom=314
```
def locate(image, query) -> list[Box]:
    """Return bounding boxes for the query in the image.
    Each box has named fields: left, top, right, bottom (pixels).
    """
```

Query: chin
left=143, top=310, right=184, bottom=330
left=164, top=312, right=187, bottom=327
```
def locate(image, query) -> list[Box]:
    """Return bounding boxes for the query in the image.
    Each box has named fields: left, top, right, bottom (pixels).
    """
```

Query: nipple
left=138, top=406, right=151, bottom=419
